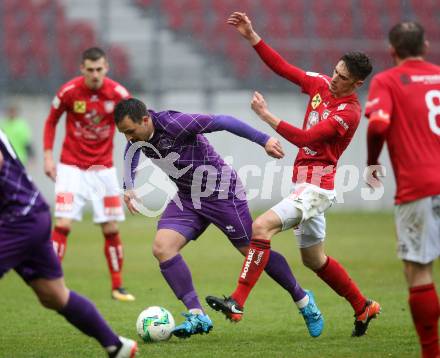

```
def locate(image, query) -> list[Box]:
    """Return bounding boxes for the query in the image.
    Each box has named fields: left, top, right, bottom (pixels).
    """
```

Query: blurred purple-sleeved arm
left=123, top=141, right=141, bottom=190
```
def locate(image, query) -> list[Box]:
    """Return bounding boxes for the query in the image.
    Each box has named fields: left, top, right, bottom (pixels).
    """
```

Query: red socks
left=51, top=226, right=70, bottom=261
left=409, top=284, right=440, bottom=358
left=231, top=238, right=271, bottom=307
left=104, top=232, right=124, bottom=290
left=316, top=256, right=367, bottom=315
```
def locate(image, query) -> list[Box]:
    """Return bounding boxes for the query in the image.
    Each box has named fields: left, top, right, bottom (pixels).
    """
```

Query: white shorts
left=395, top=195, right=440, bottom=264
left=54, top=163, right=125, bottom=223
left=271, top=183, right=336, bottom=248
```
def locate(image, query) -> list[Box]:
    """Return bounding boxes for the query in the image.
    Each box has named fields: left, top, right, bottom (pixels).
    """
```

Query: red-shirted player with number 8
left=365, top=22, right=440, bottom=358
left=43, top=47, right=135, bottom=302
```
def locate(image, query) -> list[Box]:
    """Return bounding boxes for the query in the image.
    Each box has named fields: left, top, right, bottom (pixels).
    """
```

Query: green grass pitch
left=1, top=211, right=434, bottom=357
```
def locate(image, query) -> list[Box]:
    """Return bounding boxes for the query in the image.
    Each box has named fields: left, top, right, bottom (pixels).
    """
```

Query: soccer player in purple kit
left=114, top=97, right=324, bottom=339
left=0, top=129, right=137, bottom=358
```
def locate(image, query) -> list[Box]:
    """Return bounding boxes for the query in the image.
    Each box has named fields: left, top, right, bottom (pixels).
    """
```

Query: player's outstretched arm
left=207, top=115, right=283, bottom=158
left=251, top=91, right=339, bottom=148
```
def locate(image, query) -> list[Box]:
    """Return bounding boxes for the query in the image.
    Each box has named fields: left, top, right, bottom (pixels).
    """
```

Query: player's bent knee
left=152, top=241, right=176, bottom=262
left=301, top=253, right=325, bottom=271
left=403, top=260, right=433, bottom=287
left=252, top=218, right=271, bottom=238
left=37, top=289, right=68, bottom=310
left=301, top=256, right=317, bottom=270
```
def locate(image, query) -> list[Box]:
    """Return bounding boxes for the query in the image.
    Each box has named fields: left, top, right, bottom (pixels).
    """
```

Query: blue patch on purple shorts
left=0, top=210, right=63, bottom=282
left=157, top=195, right=252, bottom=247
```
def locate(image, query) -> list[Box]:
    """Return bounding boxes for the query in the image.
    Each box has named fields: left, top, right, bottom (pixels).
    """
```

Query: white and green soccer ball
left=136, top=306, right=175, bottom=342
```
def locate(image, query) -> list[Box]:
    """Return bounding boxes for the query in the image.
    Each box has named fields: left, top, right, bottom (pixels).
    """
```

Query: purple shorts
left=158, top=195, right=252, bottom=247
left=0, top=210, right=63, bottom=282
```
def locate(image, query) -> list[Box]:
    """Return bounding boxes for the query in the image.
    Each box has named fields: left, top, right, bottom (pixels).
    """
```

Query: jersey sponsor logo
left=302, top=147, right=317, bottom=156
left=73, top=100, right=87, bottom=113
left=91, top=116, right=103, bottom=124
left=307, top=111, right=320, bottom=129
left=90, top=94, right=99, bottom=102
left=337, top=103, right=347, bottom=111
left=333, top=114, right=349, bottom=130
left=311, top=93, right=322, bottom=109
left=322, top=109, right=331, bottom=120
left=410, top=74, right=440, bottom=85
left=104, top=100, right=115, bottom=113
left=52, top=96, right=61, bottom=109
left=115, top=85, right=130, bottom=98
left=86, top=109, right=103, bottom=125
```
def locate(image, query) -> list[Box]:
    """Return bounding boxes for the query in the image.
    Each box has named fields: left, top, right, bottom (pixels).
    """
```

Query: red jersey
left=292, top=71, right=361, bottom=189
left=365, top=59, right=440, bottom=204
left=43, top=76, right=130, bottom=169
left=254, top=41, right=361, bottom=189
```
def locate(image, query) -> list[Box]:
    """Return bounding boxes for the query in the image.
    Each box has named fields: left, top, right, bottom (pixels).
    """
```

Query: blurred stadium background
left=1, top=0, right=439, bottom=211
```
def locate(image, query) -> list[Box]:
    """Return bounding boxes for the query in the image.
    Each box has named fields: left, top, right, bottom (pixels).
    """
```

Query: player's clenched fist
left=264, top=137, right=284, bottom=159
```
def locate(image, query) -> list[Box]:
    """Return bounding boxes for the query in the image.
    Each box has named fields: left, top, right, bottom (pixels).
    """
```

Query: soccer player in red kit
left=43, top=47, right=135, bottom=301
left=365, top=22, right=440, bottom=357
left=207, top=12, right=380, bottom=337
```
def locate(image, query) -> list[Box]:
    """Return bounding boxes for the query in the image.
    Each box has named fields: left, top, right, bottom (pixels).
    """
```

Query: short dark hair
left=389, top=22, right=425, bottom=59
left=114, top=98, right=149, bottom=124
left=82, top=47, right=106, bottom=62
left=340, top=52, right=373, bottom=81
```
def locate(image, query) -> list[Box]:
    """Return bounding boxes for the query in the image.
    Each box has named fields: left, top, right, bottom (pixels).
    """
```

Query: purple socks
left=58, top=291, right=120, bottom=349
left=265, top=250, right=306, bottom=302
left=159, top=254, right=203, bottom=311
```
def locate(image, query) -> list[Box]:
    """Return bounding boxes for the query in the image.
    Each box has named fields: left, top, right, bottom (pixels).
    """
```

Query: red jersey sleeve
left=253, top=40, right=307, bottom=86
left=253, top=40, right=330, bottom=95
left=276, top=118, right=339, bottom=147
left=365, top=76, right=393, bottom=119
left=43, top=85, right=71, bottom=150
left=327, top=108, right=357, bottom=137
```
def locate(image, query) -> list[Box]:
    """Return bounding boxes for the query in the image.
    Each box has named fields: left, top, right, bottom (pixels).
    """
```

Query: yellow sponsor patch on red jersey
left=73, top=100, right=86, bottom=113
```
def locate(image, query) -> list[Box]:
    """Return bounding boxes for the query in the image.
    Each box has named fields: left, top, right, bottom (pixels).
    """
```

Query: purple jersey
left=0, top=130, right=48, bottom=223
left=125, top=110, right=270, bottom=198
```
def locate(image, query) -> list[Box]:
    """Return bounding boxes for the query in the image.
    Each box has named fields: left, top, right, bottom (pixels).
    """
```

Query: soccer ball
left=136, top=306, right=175, bottom=342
